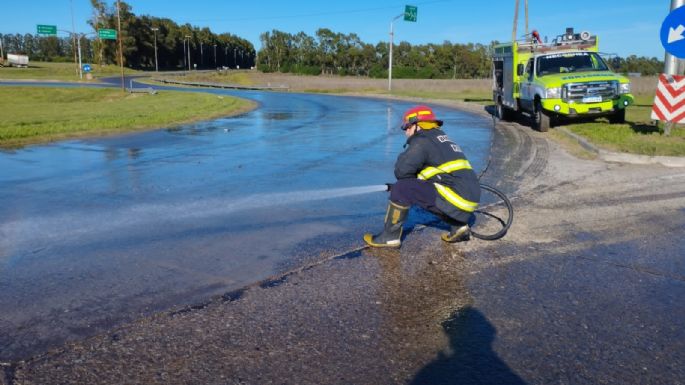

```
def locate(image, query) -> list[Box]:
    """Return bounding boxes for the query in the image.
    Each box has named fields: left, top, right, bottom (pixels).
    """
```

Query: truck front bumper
left=541, top=94, right=634, bottom=117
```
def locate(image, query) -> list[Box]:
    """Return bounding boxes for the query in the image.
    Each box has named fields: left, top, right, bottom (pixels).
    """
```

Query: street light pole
left=59, top=29, right=84, bottom=79
left=151, top=27, right=159, bottom=72
left=76, top=33, right=83, bottom=79
left=388, top=13, right=403, bottom=92
left=185, top=35, right=191, bottom=71
left=116, top=0, right=125, bottom=91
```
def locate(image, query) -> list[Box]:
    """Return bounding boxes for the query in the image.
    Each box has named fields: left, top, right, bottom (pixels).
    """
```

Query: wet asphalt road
left=0, top=81, right=491, bottom=361
left=3, top=120, right=683, bottom=385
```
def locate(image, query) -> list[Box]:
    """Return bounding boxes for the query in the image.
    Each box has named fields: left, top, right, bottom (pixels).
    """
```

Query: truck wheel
left=609, top=108, right=626, bottom=124
left=497, top=99, right=516, bottom=121
left=533, top=101, right=551, bottom=132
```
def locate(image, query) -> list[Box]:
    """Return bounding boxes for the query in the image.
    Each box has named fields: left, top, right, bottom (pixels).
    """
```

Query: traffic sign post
left=37, top=25, right=57, bottom=36
left=660, top=0, right=685, bottom=135
left=98, top=29, right=117, bottom=40
left=389, top=5, right=418, bottom=91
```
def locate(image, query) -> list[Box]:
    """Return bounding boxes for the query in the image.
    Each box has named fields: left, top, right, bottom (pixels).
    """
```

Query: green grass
left=0, top=87, right=254, bottom=147
left=0, top=61, right=140, bottom=81
left=566, top=95, right=685, bottom=156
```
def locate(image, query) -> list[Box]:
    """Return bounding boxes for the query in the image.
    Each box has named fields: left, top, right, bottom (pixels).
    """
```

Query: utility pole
left=151, top=27, right=159, bottom=72
left=76, top=33, right=83, bottom=79
left=664, top=0, right=685, bottom=136
left=116, top=0, right=125, bottom=91
left=59, top=29, right=83, bottom=78
left=70, top=0, right=79, bottom=77
left=213, top=44, right=217, bottom=67
left=0, top=36, right=4, bottom=63
left=524, top=0, right=529, bottom=37
left=185, top=35, right=191, bottom=71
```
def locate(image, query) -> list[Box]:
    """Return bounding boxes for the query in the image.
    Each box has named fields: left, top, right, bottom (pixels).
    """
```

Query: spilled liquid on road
left=0, top=88, right=492, bottom=360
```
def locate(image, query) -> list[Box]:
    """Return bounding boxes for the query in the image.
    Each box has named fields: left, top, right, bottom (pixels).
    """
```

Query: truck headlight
left=545, top=87, right=561, bottom=99
left=619, top=83, right=631, bottom=94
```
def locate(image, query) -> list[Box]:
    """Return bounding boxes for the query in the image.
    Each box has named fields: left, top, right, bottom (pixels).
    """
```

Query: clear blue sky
left=1, top=0, right=668, bottom=58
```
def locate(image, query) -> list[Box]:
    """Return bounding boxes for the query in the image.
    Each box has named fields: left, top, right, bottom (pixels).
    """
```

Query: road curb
left=556, top=126, right=685, bottom=168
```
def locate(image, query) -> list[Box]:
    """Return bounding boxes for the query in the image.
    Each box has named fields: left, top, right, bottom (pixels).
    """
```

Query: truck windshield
left=536, top=52, right=608, bottom=77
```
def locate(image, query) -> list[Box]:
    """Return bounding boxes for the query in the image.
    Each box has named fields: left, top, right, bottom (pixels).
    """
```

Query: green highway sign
left=98, top=29, right=117, bottom=40
left=37, top=24, right=57, bottom=35
left=404, top=5, right=417, bottom=22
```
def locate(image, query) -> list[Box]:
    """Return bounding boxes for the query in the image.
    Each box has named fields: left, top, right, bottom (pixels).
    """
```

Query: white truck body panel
left=8, top=54, right=29, bottom=67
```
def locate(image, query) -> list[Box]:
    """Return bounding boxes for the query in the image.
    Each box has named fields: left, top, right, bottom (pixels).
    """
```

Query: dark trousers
left=390, top=178, right=467, bottom=226
left=390, top=178, right=437, bottom=211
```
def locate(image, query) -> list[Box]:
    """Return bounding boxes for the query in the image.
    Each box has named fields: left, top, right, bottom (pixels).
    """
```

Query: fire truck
left=492, top=28, right=633, bottom=131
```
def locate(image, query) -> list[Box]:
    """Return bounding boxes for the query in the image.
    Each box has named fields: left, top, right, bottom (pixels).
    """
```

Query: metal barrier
left=128, top=79, right=158, bottom=94
left=152, top=78, right=290, bottom=91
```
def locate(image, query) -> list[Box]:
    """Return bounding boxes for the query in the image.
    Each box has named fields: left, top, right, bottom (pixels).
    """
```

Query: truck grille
left=563, top=81, right=617, bottom=103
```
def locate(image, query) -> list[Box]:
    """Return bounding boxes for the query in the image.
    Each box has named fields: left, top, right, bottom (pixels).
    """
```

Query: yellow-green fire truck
left=492, top=28, right=634, bottom=131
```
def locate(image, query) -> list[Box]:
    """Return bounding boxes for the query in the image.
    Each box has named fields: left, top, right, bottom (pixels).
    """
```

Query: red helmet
left=401, top=105, right=443, bottom=130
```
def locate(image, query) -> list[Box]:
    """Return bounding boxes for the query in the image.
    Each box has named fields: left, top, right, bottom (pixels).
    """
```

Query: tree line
left=607, top=56, right=664, bottom=77
left=0, top=0, right=255, bottom=71
left=257, top=28, right=493, bottom=79
left=257, top=29, right=665, bottom=78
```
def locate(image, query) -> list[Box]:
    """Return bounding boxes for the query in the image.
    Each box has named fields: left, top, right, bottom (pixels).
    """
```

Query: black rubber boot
left=441, top=222, right=471, bottom=243
left=364, top=201, right=409, bottom=248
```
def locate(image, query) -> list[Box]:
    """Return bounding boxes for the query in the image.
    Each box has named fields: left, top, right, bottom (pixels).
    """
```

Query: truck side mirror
left=517, top=64, right=524, bottom=76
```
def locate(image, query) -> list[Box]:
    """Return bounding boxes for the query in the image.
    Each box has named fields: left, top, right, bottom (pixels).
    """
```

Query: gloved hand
left=385, top=183, right=394, bottom=192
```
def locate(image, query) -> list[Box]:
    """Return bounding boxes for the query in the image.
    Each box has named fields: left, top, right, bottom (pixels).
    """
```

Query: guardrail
left=152, top=78, right=290, bottom=92
left=127, top=79, right=158, bottom=94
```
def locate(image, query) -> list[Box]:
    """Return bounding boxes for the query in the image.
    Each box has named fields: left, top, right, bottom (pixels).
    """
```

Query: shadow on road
left=410, top=306, right=527, bottom=385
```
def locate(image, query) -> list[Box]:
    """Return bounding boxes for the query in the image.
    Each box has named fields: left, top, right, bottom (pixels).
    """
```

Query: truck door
left=520, top=58, right=535, bottom=111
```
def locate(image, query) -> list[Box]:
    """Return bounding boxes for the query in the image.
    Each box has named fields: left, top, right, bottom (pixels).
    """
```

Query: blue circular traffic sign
left=82, top=64, right=92, bottom=73
left=661, top=5, right=685, bottom=58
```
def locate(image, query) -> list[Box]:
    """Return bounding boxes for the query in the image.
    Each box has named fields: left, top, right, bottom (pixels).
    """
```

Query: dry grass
left=161, top=71, right=655, bottom=100
left=628, top=76, right=657, bottom=96
left=161, top=70, right=491, bottom=95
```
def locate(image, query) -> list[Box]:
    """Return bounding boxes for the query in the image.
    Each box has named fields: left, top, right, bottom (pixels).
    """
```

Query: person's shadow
left=410, top=306, right=527, bottom=385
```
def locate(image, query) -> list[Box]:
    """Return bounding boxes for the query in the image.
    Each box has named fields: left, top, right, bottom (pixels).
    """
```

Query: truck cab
left=493, top=28, right=633, bottom=131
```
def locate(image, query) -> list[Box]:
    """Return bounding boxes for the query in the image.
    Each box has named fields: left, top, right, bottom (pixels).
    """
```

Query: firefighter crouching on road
left=364, top=105, right=481, bottom=248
